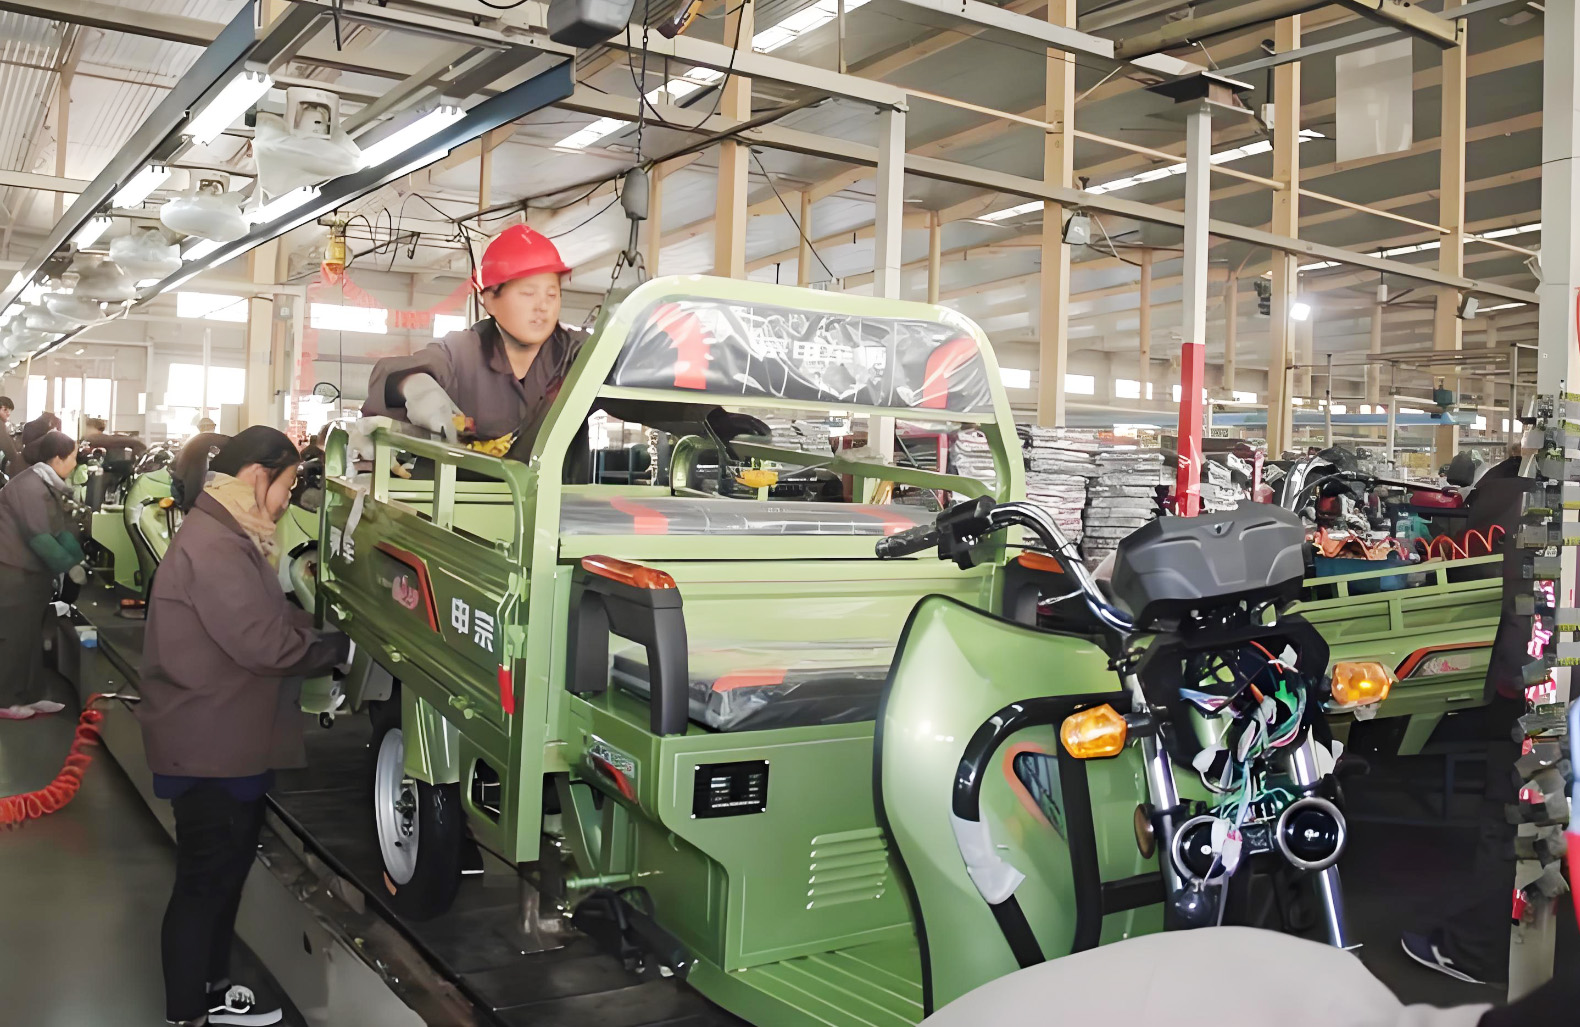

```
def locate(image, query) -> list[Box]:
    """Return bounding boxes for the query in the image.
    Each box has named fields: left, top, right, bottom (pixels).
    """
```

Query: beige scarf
left=204, top=472, right=280, bottom=565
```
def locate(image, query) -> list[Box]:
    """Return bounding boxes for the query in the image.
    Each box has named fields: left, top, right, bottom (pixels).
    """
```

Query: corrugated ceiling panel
left=0, top=11, right=63, bottom=175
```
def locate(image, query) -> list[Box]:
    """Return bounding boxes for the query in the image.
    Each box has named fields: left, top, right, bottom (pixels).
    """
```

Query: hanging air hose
left=0, top=695, right=106, bottom=828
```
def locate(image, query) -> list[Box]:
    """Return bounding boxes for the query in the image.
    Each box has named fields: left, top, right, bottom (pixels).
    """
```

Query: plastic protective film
left=609, top=640, right=896, bottom=731
left=560, top=494, right=934, bottom=536
left=608, top=297, right=996, bottom=414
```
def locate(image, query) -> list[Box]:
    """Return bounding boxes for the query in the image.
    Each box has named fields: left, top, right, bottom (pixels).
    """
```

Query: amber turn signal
left=1328, top=661, right=1394, bottom=707
left=157, top=497, right=175, bottom=509
left=1060, top=703, right=1128, bottom=759
left=1014, top=551, right=1065, bottom=575
left=582, top=554, right=677, bottom=590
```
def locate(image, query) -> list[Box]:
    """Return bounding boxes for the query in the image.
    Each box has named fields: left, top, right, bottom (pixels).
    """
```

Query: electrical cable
left=0, top=697, right=104, bottom=827
left=472, top=0, right=531, bottom=8
left=749, top=148, right=833, bottom=279
left=1090, top=214, right=1142, bottom=268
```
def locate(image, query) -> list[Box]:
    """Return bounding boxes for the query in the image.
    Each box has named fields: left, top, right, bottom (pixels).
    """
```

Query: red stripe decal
left=711, top=669, right=787, bottom=692
left=654, top=302, right=710, bottom=389
left=867, top=508, right=922, bottom=535
left=374, top=542, right=439, bottom=632
left=609, top=497, right=670, bottom=535
left=919, top=336, right=978, bottom=409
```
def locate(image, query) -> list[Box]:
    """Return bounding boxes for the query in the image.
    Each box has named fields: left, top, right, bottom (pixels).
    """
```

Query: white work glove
left=67, top=564, right=87, bottom=586
left=400, top=373, right=462, bottom=444
left=345, top=417, right=378, bottom=466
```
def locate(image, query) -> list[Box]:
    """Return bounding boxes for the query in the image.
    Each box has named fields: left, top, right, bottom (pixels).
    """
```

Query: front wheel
left=369, top=706, right=463, bottom=919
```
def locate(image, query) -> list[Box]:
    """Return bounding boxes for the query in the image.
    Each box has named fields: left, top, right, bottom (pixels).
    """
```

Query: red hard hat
left=474, top=225, right=570, bottom=291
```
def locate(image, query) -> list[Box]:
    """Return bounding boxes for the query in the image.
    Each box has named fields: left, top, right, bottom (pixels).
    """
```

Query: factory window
left=1064, top=373, right=1095, bottom=395
left=433, top=313, right=468, bottom=338
left=1171, top=385, right=1208, bottom=402
left=310, top=303, right=388, bottom=334
left=999, top=367, right=1031, bottom=390
left=176, top=291, right=249, bottom=323
left=85, top=378, right=112, bottom=419
left=1473, top=415, right=1488, bottom=431
left=26, top=375, right=46, bottom=419
left=1232, top=390, right=1258, bottom=404
left=1113, top=378, right=1154, bottom=400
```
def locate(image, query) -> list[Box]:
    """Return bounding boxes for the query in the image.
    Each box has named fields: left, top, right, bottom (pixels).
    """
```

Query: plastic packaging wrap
left=73, top=260, right=136, bottom=302
left=43, top=293, right=107, bottom=327
left=253, top=92, right=361, bottom=199
left=160, top=177, right=248, bottom=242
left=610, top=640, right=896, bottom=731
left=561, top=494, right=934, bottom=536
left=109, top=228, right=182, bottom=280
left=609, top=296, right=995, bottom=414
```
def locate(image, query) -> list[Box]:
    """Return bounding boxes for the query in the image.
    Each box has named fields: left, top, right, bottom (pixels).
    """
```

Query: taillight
left=581, top=555, right=677, bottom=590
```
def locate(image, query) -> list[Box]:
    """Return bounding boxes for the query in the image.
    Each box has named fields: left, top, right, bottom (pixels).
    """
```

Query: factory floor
left=0, top=672, right=300, bottom=1027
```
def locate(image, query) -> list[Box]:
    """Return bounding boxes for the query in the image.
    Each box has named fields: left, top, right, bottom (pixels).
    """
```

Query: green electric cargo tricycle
left=320, top=278, right=1376, bottom=1026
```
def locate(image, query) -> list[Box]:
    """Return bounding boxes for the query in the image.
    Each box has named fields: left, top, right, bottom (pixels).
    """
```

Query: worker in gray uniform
left=0, top=430, right=84, bottom=719
left=362, top=225, right=584, bottom=458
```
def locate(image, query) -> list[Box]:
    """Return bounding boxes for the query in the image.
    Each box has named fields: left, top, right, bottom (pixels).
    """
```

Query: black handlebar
left=874, top=523, right=940, bottom=559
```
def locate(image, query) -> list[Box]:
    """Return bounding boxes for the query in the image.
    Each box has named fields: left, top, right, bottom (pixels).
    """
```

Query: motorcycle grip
left=875, top=524, right=940, bottom=558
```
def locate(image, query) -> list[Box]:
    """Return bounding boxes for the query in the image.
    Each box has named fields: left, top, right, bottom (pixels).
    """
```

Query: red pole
left=1175, top=338, right=1205, bottom=516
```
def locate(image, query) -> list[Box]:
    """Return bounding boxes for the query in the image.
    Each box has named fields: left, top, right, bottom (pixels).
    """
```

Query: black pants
left=1434, top=692, right=1524, bottom=979
left=161, top=784, right=266, bottom=1022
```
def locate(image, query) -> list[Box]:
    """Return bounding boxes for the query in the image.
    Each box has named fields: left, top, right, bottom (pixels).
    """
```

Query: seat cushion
left=610, top=642, right=894, bottom=731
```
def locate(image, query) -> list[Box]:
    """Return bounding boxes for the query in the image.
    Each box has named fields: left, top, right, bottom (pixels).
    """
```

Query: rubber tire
left=367, top=699, right=465, bottom=920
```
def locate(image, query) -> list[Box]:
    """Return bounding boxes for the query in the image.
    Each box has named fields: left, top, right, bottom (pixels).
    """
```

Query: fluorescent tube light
left=359, top=106, right=465, bottom=169
left=111, top=164, right=172, bottom=208
left=247, top=185, right=321, bottom=225
left=184, top=238, right=224, bottom=262
left=71, top=217, right=112, bottom=250
left=557, top=117, right=631, bottom=150
left=185, top=70, right=273, bottom=146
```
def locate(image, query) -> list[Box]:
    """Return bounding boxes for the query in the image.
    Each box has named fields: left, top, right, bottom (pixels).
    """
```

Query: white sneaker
left=0, top=705, right=36, bottom=720
left=25, top=699, right=64, bottom=715
left=207, top=985, right=282, bottom=1026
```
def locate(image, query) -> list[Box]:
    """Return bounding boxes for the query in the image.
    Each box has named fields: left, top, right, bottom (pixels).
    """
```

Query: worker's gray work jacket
left=136, top=493, right=347, bottom=779
left=0, top=466, right=72, bottom=574
left=362, top=317, right=586, bottom=452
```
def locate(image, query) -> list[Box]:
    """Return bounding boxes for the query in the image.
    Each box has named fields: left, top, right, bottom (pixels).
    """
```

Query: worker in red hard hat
left=362, top=225, right=584, bottom=451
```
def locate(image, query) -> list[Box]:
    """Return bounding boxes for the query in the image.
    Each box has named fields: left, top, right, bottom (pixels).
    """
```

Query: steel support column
left=871, top=106, right=906, bottom=300
left=1037, top=0, right=1076, bottom=428
left=243, top=240, right=284, bottom=427
left=797, top=190, right=813, bottom=287
left=1266, top=15, right=1301, bottom=456
left=1515, top=0, right=1580, bottom=996
left=871, top=105, right=906, bottom=475
left=712, top=1, right=753, bottom=278
left=1175, top=100, right=1211, bottom=516
left=1138, top=248, right=1153, bottom=399
left=1434, top=1, right=1469, bottom=464
left=1369, top=285, right=1386, bottom=437
left=1223, top=274, right=1238, bottom=394
left=926, top=211, right=942, bottom=303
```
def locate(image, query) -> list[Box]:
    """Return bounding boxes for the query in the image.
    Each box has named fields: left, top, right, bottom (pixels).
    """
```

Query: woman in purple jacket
left=136, top=426, right=347, bottom=1027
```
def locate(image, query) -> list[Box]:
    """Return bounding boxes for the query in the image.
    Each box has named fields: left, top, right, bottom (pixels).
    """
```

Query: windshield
left=607, top=296, right=996, bottom=415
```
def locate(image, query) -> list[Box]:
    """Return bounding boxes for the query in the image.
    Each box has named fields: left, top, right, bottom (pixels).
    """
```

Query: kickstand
left=509, top=875, right=569, bottom=955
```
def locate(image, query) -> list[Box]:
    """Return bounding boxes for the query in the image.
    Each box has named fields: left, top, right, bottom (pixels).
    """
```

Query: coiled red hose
left=0, top=696, right=105, bottom=827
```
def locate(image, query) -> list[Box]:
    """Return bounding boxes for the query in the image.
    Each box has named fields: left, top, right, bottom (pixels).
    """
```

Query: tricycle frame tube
left=1286, top=737, right=1350, bottom=949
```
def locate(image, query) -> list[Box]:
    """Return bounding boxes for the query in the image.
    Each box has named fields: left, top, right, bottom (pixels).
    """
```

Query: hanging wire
left=749, top=148, right=833, bottom=280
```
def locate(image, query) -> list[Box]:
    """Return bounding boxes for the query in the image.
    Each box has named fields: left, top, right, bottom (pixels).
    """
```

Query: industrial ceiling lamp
left=185, top=69, right=273, bottom=146
left=1289, top=299, right=1313, bottom=322
left=357, top=105, right=465, bottom=170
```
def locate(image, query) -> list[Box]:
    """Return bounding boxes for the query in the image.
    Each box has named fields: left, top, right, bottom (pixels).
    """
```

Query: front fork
left=1286, top=737, right=1350, bottom=949
left=1130, top=673, right=1349, bottom=947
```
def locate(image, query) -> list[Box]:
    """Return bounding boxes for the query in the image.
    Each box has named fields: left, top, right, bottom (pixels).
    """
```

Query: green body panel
left=877, top=596, right=1159, bottom=1012
left=90, top=508, right=139, bottom=591
left=1293, top=555, right=1501, bottom=753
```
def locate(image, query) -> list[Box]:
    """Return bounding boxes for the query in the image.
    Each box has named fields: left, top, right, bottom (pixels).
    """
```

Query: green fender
left=877, top=595, right=1160, bottom=1013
